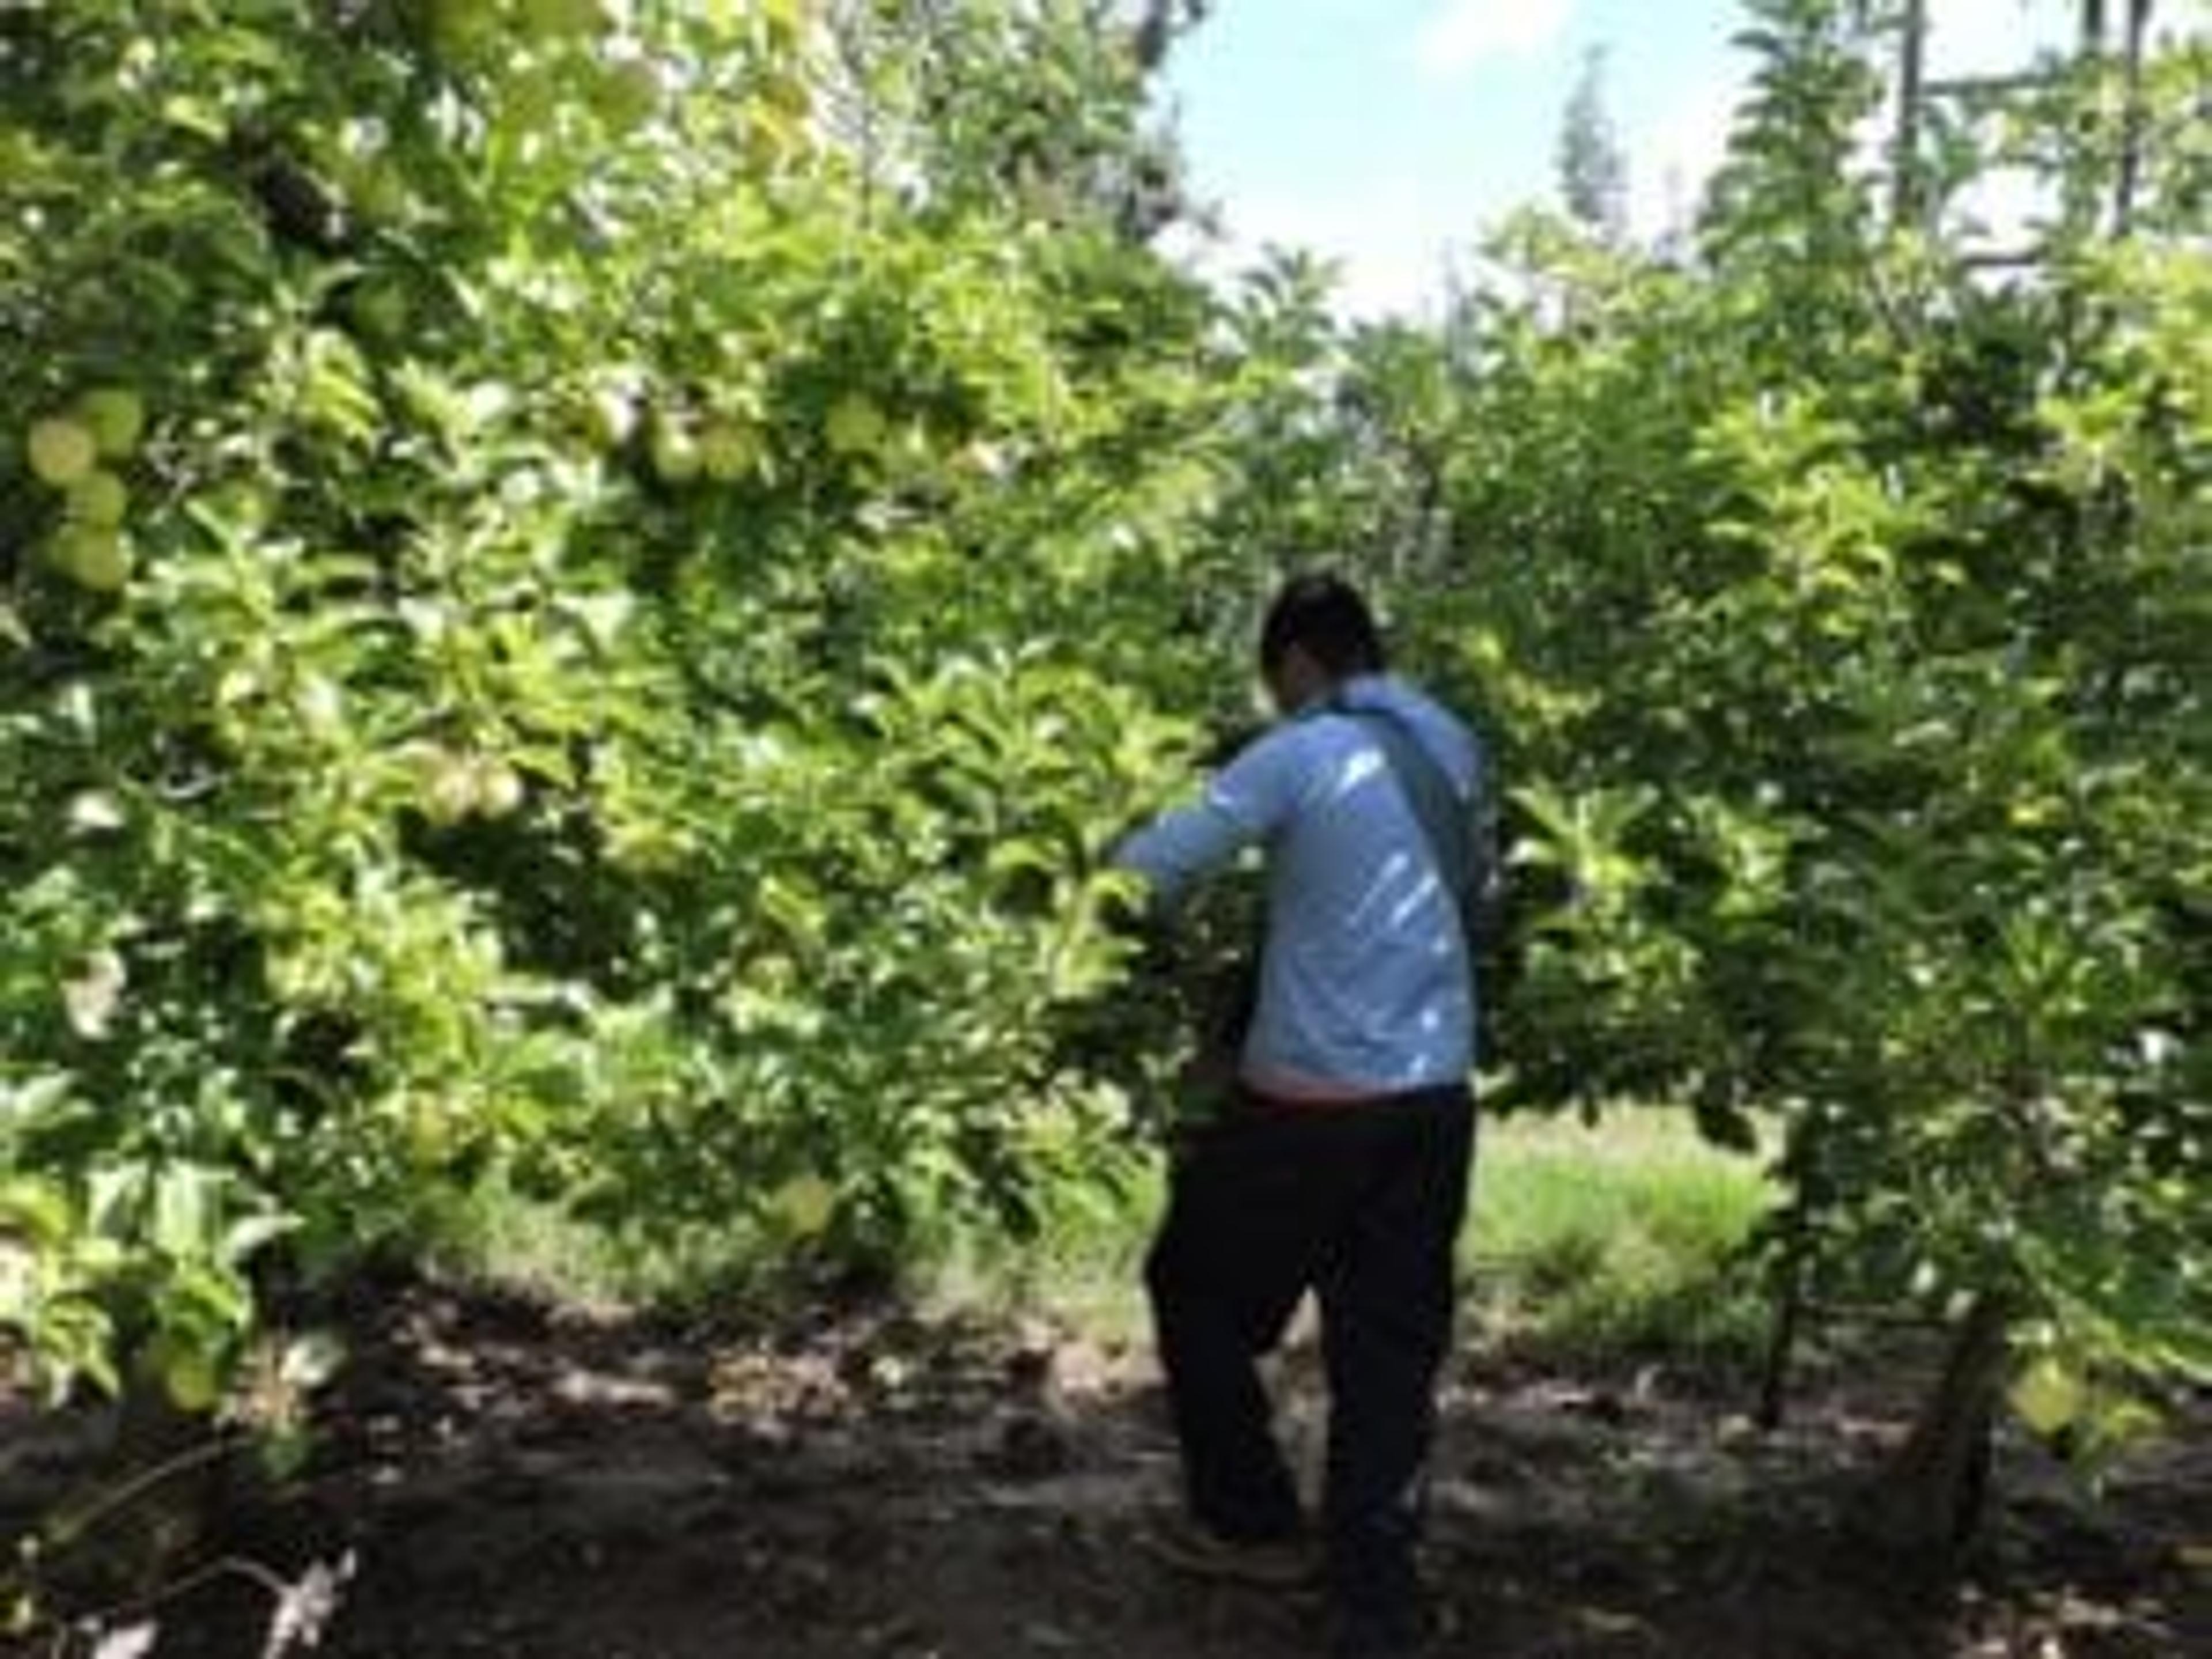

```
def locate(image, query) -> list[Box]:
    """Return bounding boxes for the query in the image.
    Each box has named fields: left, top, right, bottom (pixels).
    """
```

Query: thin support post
left=1893, top=0, right=1930, bottom=228
left=2115, top=0, right=2154, bottom=234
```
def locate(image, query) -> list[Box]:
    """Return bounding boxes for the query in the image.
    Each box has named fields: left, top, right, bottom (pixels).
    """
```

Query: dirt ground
left=10, top=1277, right=2209, bottom=1658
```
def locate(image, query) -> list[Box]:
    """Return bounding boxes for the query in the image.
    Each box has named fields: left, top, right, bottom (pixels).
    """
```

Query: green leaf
left=84, top=1166, right=147, bottom=1242
left=0, top=1179, right=71, bottom=1248
left=153, top=1165, right=223, bottom=1260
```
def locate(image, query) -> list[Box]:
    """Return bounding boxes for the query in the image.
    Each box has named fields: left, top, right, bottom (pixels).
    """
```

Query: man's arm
left=1111, top=726, right=1303, bottom=911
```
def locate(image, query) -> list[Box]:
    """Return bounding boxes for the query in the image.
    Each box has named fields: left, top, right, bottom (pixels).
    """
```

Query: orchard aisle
left=89, top=1278, right=2204, bottom=1659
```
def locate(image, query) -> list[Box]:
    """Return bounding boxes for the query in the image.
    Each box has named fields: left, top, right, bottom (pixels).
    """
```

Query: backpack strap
left=1336, top=702, right=1498, bottom=952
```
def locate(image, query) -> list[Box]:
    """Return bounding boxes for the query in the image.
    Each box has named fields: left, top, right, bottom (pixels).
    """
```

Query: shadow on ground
left=21, top=1276, right=2210, bottom=1659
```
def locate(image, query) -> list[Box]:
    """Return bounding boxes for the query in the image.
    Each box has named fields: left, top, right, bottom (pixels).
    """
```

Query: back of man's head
left=1259, top=573, right=1387, bottom=680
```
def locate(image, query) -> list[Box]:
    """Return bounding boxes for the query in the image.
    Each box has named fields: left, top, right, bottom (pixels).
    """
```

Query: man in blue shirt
left=1115, top=575, right=1484, bottom=1658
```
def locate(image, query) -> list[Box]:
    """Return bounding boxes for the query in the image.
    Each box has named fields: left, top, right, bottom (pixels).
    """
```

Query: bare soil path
left=13, top=1277, right=2209, bottom=1658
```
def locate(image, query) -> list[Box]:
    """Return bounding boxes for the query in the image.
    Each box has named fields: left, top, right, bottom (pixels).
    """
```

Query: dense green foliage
left=0, top=0, right=1259, bottom=1416
left=1324, top=1, right=2212, bottom=1418
left=1, top=0, right=2205, bottom=1497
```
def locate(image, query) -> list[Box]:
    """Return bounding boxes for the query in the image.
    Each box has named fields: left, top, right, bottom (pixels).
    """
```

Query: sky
left=1154, top=0, right=2108, bottom=317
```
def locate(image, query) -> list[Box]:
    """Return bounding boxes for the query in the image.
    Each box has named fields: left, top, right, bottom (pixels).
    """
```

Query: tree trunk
left=1853, top=1291, right=2010, bottom=1566
left=1756, top=1249, right=1806, bottom=1431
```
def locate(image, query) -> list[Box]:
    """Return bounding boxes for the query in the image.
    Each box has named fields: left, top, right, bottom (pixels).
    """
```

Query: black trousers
left=1145, top=1082, right=1476, bottom=1613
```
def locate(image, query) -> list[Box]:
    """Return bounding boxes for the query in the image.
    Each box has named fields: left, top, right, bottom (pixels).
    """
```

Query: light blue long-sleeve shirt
left=1114, top=674, right=1482, bottom=1097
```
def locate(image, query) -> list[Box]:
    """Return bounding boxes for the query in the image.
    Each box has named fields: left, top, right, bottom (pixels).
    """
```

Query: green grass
left=922, top=1107, right=1778, bottom=1374
left=1465, top=1108, right=1777, bottom=1373
left=426, top=1175, right=775, bottom=1313
left=913, top=1173, right=1162, bottom=1344
left=449, top=1107, right=1778, bottom=1376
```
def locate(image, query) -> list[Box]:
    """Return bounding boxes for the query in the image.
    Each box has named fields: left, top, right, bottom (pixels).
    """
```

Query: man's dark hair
left=1259, top=573, right=1387, bottom=677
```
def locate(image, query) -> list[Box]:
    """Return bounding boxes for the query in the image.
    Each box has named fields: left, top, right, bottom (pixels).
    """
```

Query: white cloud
left=1628, top=77, right=1741, bottom=241
left=1922, top=0, right=2081, bottom=78
left=1164, top=175, right=1462, bottom=321
left=1414, top=0, right=1574, bottom=81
